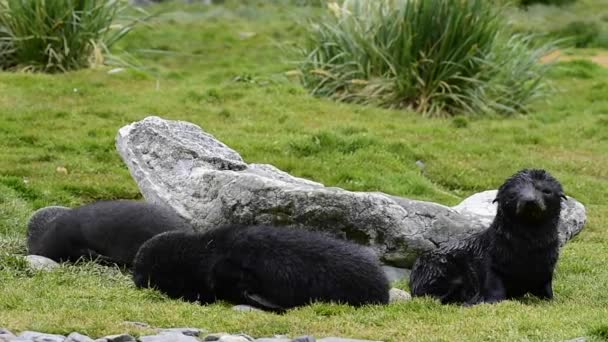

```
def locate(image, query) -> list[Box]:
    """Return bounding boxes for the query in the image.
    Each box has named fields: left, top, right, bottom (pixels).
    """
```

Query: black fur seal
left=27, top=200, right=193, bottom=267
left=132, top=225, right=390, bottom=311
left=410, top=169, right=566, bottom=305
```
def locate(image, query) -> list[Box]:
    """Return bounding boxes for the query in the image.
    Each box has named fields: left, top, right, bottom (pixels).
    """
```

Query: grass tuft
left=0, top=0, right=141, bottom=72
left=297, top=0, right=551, bottom=117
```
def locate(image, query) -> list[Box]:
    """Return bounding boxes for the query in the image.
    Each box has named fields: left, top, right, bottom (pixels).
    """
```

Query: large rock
left=116, top=116, right=587, bottom=268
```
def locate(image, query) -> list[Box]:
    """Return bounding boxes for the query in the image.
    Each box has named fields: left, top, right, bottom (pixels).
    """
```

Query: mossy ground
left=1, top=1, right=607, bottom=341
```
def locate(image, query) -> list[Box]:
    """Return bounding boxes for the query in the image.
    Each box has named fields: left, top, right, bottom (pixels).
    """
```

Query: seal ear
left=560, top=193, right=568, bottom=201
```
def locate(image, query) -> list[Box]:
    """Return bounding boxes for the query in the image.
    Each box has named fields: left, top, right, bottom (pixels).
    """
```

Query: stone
left=253, top=335, right=291, bottom=342
left=0, top=329, right=15, bottom=338
left=25, top=255, right=60, bottom=271
left=388, top=288, right=412, bottom=303
left=381, top=265, right=410, bottom=283
left=1, top=338, right=26, bottom=342
left=318, top=339, right=382, bottom=342
left=95, top=335, right=135, bottom=342
left=18, top=332, right=65, bottom=342
left=204, top=334, right=227, bottom=342
left=158, top=329, right=202, bottom=337
left=122, top=322, right=150, bottom=329
left=116, top=116, right=587, bottom=268
left=453, top=190, right=587, bottom=246
left=231, top=305, right=262, bottom=312
left=563, top=338, right=587, bottom=342
left=217, top=336, right=253, bottom=342
left=140, top=333, right=199, bottom=342
left=65, top=333, right=94, bottom=342
left=0, top=329, right=16, bottom=342
left=291, top=337, right=315, bottom=342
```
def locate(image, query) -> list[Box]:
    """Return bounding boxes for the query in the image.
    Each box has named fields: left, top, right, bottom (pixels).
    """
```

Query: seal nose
left=516, top=189, right=544, bottom=216
left=521, top=198, right=539, bottom=210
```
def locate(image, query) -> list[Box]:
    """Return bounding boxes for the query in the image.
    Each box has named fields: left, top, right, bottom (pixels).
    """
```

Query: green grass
left=1, top=1, right=607, bottom=341
left=508, top=0, right=608, bottom=48
left=520, top=0, right=577, bottom=6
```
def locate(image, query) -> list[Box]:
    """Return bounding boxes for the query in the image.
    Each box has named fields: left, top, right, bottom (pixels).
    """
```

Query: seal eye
left=542, top=189, right=552, bottom=195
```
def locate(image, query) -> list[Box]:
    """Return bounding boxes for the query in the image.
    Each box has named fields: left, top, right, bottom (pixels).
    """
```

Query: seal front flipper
left=243, top=291, right=285, bottom=312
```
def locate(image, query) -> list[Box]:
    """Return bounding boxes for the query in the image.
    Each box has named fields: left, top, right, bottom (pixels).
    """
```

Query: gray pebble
left=0, top=329, right=15, bottom=337
left=231, top=305, right=262, bottom=312
left=564, top=338, right=587, bottom=342
left=217, top=335, right=254, bottom=342
left=0, top=329, right=15, bottom=341
left=18, top=331, right=65, bottom=342
left=254, top=335, right=291, bottom=342
left=291, top=337, right=315, bottom=342
left=65, top=333, right=94, bottom=342
left=0, top=329, right=17, bottom=342
left=140, top=333, right=199, bottom=342
left=123, top=322, right=150, bottom=329
left=388, top=288, right=412, bottom=303
left=25, top=255, right=60, bottom=272
left=158, top=329, right=202, bottom=337
left=1, top=338, right=30, bottom=342
left=318, top=339, right=382, bottom=342
left=415, top=160, right=426, bottom=171
left=204, top=334, right=227, bottom=342
left=95, top=335, right=135, bottom=342
left=381, top=266, right=410, bottom=283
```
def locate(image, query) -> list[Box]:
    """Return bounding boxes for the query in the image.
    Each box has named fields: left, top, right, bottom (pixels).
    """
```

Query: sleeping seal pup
left=27, top=200, right=193, bottom=267
left=133, top=224, right=390, bottom=311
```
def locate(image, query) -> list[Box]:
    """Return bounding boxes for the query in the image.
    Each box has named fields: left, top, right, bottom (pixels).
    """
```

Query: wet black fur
left=132, top=225, right=390, bottom=311
left=27, top=200, right=193, bottom=267
left=409, top=169, right=566, bottom=305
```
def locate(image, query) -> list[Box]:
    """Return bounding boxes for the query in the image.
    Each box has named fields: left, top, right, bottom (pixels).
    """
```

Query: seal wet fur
left=132, top=225, right=390, bottom=311
left=27, top=200, right=193, bottom=267
left=409, top=169, right=566, bottom=305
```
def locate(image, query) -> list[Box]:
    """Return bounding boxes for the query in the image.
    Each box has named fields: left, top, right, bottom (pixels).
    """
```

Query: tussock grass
left=521, top=0, right=577, bottom=6
left=298, top=0, right=551, bottom=117
left=0, top=0, right=140, bottom=72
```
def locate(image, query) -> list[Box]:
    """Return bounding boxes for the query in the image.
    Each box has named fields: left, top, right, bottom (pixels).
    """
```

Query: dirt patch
left=541, top=50, right=608, bottom=67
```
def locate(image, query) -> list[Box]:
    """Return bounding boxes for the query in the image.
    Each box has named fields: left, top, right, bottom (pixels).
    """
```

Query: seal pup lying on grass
left=27, top=200, right=193, bottom=267
left=410, top=169, right=566, bottom=305
left=133, top=225, right=390, bottom=311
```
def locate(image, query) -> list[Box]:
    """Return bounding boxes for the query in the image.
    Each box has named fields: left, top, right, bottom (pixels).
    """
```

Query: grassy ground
left=1, top=1, right=608, bottom=341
